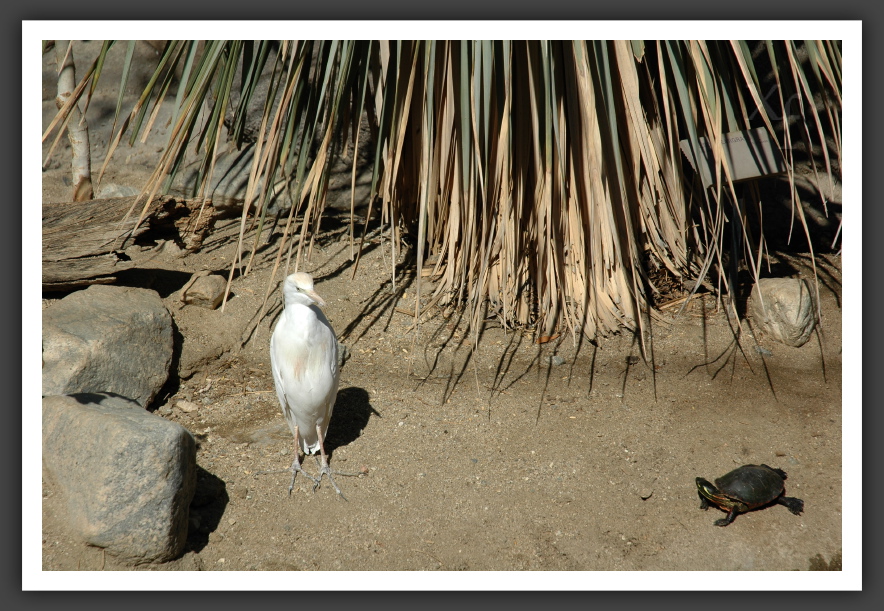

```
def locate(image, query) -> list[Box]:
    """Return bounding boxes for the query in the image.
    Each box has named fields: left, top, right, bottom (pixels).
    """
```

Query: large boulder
left=171, top=144, right=293, bottom=216
left=42, top=285, right=174, bottom=408
left=42, top=393, right=196, bottom=563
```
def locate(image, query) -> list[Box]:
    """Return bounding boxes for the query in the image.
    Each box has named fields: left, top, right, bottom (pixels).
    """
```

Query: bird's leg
left=311, top=424, right=362, bottom=500
left=289, top=425, right=319, bottom=495
left=313, top=425, right=346, bottom=500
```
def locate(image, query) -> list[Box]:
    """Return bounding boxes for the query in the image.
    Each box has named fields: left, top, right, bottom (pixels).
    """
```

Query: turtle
left=695, top=464, right=804, bottom=527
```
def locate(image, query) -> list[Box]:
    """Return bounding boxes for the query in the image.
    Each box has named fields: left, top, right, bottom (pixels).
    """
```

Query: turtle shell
left=714, top=464, right=787, bottom=509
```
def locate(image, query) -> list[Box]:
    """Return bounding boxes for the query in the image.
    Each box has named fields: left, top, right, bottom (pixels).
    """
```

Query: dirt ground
left=37, top=42, right=850, bottom=582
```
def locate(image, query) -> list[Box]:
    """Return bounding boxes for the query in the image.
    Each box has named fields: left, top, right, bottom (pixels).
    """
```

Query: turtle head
left=696, top=477, right=720, bottom=501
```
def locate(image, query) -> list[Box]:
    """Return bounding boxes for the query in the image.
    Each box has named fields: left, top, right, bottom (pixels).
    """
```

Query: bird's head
left=283, top=272, right=327, bottom=308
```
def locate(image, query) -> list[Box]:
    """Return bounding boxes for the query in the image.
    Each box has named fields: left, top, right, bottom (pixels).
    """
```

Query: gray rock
left=95, top=183, right=140, bottom=199
left=171, top=130, right=374, bottom=218
left=749, top=278, right=817, bottom=347
left=170, top=144, right=293, bottom=216
left=42, top=285, right=174, bottom=408
left=42, top=394, right=196, bottom=563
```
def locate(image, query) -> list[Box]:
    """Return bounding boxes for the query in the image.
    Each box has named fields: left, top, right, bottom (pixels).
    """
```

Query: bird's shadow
left=324, top=386, right=379, bottom=458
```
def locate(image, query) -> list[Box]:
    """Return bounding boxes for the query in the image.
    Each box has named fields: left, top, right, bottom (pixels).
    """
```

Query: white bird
left=270, top=272, right=345, bottom=498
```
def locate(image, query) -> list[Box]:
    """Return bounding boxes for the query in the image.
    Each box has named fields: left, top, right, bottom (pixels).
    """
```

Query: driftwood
left=42, top=195, right=215, bottom=291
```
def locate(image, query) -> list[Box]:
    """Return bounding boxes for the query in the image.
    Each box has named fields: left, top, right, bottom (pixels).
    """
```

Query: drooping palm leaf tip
left=44, top=40, right=841, bottom=345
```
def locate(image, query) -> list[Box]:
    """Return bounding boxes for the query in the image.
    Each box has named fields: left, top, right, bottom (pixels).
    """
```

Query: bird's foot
left=310, top=455, right=364, bottom=501
left=288, top=461, right=320, bottom=495
left=314, top=463, right=348, bottom=501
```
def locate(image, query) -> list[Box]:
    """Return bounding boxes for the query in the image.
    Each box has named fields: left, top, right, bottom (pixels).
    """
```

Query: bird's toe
left=316, top=464, right=348, bottom=500
left=288, top=461, right=320, bottom=495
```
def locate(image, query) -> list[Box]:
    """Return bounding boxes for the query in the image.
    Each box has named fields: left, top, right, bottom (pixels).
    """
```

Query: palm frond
left=44, top=39, right=842, bottom=346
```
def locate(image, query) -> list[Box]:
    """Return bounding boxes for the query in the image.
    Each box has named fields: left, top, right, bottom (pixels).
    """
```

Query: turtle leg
left=714, top=509, right=738, bottom=527
left=699, top=495, right=710, bottom=510
left=777, top=496, right=804, bottom=516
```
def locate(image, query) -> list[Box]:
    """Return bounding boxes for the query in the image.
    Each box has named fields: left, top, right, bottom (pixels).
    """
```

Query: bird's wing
left=312, top=305, right=339, bottom=382
left=269, top=317, right=291, bottom=415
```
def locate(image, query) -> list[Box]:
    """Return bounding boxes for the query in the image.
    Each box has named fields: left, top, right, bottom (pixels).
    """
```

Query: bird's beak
left=306, top=289, right=327, bottom=308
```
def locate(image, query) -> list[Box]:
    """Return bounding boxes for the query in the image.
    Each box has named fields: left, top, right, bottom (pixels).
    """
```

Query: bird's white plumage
left=270, top=272, right=339, bottom=455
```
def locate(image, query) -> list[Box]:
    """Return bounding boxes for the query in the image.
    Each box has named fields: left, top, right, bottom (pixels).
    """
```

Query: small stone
left=749, top=278, right=817, bottom=347
left=177, top=400, right=200, bottom=413
left=182, top=274, right=227, bottom=310
left=158, top=240, right=184, bottom=256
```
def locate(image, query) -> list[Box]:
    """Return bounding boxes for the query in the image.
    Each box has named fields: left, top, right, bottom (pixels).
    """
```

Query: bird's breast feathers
left=271, top=304, right=338, bottom=386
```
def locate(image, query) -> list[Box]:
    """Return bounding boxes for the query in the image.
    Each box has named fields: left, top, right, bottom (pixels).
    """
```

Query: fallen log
left=42, top=195, right=215, bottom=291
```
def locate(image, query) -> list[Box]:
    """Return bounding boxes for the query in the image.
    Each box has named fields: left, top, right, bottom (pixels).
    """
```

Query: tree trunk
left=54, top=41, right=93, bottom=202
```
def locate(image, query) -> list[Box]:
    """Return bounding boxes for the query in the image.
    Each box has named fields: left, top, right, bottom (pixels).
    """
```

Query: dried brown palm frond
left=43, top=40, right=842, bottom=348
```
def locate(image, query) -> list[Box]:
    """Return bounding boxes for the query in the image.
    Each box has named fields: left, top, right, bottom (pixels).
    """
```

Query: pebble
left=181, top=274, right=227, bottom=310
left=177, top=400, right=200, bottom=413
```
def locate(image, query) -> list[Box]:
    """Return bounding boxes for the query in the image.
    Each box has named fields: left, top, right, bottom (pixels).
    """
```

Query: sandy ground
left=38, top=41, right=847, bottom=580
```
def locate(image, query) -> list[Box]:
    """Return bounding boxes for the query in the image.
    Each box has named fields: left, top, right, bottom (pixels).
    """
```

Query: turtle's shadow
left=324, top=386, right=379, bottom=458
